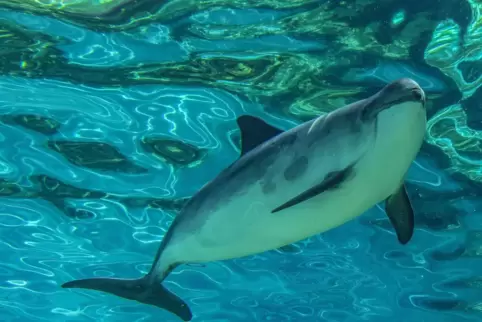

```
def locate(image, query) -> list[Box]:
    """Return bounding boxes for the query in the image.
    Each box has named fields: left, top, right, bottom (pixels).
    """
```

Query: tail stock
left=61, top=276, right=192, bottom=321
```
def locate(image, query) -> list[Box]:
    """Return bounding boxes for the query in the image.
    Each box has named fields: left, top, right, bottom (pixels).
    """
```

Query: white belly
left=165, top=102, right=426, bottom=265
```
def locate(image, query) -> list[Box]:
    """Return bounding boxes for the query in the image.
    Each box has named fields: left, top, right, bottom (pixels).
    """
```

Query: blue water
left=0, top=1, right=481, bottom=322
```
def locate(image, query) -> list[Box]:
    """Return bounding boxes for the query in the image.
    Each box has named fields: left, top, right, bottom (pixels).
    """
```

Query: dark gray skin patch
left=173, top=107, right=368, bottom=236
left=171, top=130, right=299, bottom=233
left=284, top=156, right=309, bottom=181
left=261, top=180, right=276, bottom=194
left=307, top=106, right=364, bottom=148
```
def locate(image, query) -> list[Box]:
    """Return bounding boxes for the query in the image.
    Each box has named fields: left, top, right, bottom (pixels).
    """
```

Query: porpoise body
left=62, top=78, right=427, bottom=321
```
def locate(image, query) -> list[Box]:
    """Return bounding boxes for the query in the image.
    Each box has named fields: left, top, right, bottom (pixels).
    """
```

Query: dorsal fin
left=236, top=115, right=284, bottom=156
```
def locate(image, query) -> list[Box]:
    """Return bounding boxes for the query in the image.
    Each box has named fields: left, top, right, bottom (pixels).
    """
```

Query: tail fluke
left=62, top=277, right=192, bottom=321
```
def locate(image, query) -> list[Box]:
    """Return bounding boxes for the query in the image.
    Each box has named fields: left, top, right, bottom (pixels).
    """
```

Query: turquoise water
left=0, top=1, right=481, bottom=321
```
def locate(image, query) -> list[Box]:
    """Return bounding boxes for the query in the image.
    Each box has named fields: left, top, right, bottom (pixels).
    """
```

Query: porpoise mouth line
left=381, top=90, right=425, bottom=109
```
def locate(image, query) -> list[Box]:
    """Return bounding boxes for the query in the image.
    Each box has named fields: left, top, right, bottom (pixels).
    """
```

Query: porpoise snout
left=359, top=78, right=427, bottom=120
left=395, top=78, right=425, bottom=104
left=410, top=86, right=425, bottom=106
left=380, top=78, right=426, bottom=107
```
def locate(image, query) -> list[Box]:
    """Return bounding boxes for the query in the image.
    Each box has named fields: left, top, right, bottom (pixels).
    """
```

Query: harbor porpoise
left=62, top=78, right=427, bottom=321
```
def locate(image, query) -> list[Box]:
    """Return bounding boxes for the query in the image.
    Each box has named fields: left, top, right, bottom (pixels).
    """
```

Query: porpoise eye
left=412, top=89, right=423, bottom=101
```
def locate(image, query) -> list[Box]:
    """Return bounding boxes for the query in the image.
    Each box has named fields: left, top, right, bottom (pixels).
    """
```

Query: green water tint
left=46, top=139, right=206, bottom=173
left=0, top=22, right=460, bottom=117
left=0, top=174, right=189, bottom=219
left=0, top=113, right=206, bottom=171
left=0, top=114, right=61, bottom=135
left=46, top=139, right=206, bottom=172
left=141, top=136, right=207, bottom=168
left=0, top=0, right=319, bottom=31
left=47, top=141, right=149, bottom=174
left=0, top=1, right=480, bottom=182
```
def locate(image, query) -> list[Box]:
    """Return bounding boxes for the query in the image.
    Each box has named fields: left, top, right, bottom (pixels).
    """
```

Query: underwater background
left=0, top=0, right=481, bottom=321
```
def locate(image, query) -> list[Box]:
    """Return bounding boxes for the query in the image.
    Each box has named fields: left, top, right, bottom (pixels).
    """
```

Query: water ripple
left=0, top=1, right=480, bottom=322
